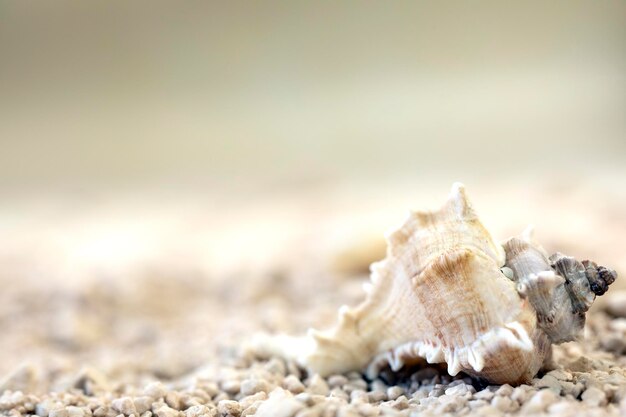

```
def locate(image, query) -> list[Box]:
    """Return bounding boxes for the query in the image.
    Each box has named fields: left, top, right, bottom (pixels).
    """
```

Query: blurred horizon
left=1, top=1, right=625, bottom=195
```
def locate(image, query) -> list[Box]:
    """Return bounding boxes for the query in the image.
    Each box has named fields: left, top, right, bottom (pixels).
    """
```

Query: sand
left=1, top=181, right=625, bottom=416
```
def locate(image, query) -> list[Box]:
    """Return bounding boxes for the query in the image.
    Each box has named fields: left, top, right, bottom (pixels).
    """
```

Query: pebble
left=220, top=380, right=241, bottom=396
left=306, top=375, right=329, bottom=396
left=240, top=404, right=259, bottom=417
left=293, top=393, right=313, bottom=406
left=66, top=407, right=86, bottom=417
left=329, top=388, right=349, bottom=401
left=491, top=396, right=516, bottom=412
left=533, top=374, right=562, bottom=394
left=581, top=386, right=607, bottom=407
left=606, top=290, right=626, bottom=317
left=510, top=386, right=530, bottom=403
left=111, top=397, right=136, bottom=416
left=263, top=359, right=286, bottom=376
left=547, top=369, right=573, bottom=381
left=283, top=375, right=305, bottom=394
left=601, top=335, right=626, bottom=354
left=72, top=367, right=110, bottom=396
left=92, top=406, right=108, bottom=417
left=473, top=389, right=494, bottom=401
left=494, top=384, right=513, bottom=397
left=49, top=409, right=69, bottom=417
left=468, top=399, right=488, bottom=409
left=217, top=400, right=241, bottom=417
left=410, top=390, right=427, bottom=402
left=240, top=379, right=269, bottom=396
left=560, top=380, right=584, bottom=398
left=165, top=392, right=181, bottom=410
left=418, top=397, right=438, bottom=408
left=367, top=390, right=386, bottom=403
left=336, top=407, right=360, bottom=417
left=470, top=405, right=501, bottom=416
left=427, top=387, right=445, bottom=398
left=547, top=401, right=579, bottom=415
left=144, top=383, right=167, bottom=400
left=154, top=405, right=178, bottom=417
left=444, top=383, right=471, bottom=396
left=327, top=375, right=348, bottom=388
left=254, top=389, right=304, bottom=417
left=183, top=405, right=210, bottom=417
left=349, top=389, right=368, bottom=404
left=436, top=394, right=463, bottom=413
left=521, top=389, right=558, bottom=413
left=293, top=409, right=320, bottom=417
left=239, top=392, right=267, bottom=410
left=386, top=386, right=404, bottom=400
left=134, top=397, right=153, bottom=415
left=380, top=395, right=409, bottom=411
left=36, top=400, right=63, bottom=417
left=0, top=391, right=25, bottom=411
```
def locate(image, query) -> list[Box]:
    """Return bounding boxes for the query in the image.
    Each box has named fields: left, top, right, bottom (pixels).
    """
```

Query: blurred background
left=0, top=0, right=624, bottom=390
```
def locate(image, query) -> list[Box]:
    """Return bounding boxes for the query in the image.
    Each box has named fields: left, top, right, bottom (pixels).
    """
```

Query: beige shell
left=251, top=183, right=616, bottom=385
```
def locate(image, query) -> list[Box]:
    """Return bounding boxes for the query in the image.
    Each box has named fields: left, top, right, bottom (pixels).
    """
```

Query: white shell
left=251, top=183, right=615, bottom=385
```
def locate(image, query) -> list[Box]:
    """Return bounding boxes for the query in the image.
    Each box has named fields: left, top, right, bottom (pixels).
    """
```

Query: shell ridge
left=467, top=347, right=485, bottom=372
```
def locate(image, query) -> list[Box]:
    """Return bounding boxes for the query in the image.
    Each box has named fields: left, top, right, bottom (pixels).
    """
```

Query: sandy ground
left=1, top=179, right=625, bottom=416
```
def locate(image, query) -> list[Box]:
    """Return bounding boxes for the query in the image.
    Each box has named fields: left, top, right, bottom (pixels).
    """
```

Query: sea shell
left=253, top=183, right=617, bottom=385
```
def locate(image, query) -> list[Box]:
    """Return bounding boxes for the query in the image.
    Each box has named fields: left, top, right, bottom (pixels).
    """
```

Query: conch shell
left=254, top=183, right=617, bottom=385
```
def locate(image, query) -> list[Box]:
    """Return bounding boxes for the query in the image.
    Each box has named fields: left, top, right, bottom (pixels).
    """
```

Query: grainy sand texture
left=1, top=180, right=625, bottom=417
left=2, top=2, right=625, bottom=416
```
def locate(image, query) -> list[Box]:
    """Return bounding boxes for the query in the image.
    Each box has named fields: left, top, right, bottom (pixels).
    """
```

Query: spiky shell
left=249, top=183, right=616, bottom=385
left=300, top=184, right=551, bottom=384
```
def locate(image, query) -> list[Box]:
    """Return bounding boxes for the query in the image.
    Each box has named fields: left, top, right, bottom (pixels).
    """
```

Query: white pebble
left=521, top=389, right=558, bottom=413
left=606, top=290, right=626, bottom=317
left=220, top=380, right=241, bottom=395
left=143, top=383, right=167, bottom=400
left=165, top=392, right=181, bottom=410
left=494, top=384, right=513, bottom=397
left=36, top=400, right=62, bottom=417
left=473, top=389, right=494, bottom=401
left=444, top=384, right=470, bottom=396
left=547, top=401, right=579, bottom=415
left=254, top=389, right=304, bottom=417
left=49, top=409, right=69, bottom=417
left=491, top=396, right=516, bottom=412
left=306, top=375, right=329, bottom=396
left=468, top=399, right=488, bottom=409
left=133, top=397, right=153, bottom=415
left=240, top=379, right=269, bottom=396
left=581, top=386, right=607, bottom=407
left=511, top=386, right=530, bottom=403
left=66, top=407, right=86, bottom=417
left=327, top=375, right=348, bottom=388
left=386, top=386, right=404, bottom=401
left=112, top=397, right=137, bottom=416
left=217, top=400, right=241, bottom=417
left=546, top=369, right=573, bottom=381
left=154, top=405, right=178, bottom=417
left=533, top=375, right=562, bottom=394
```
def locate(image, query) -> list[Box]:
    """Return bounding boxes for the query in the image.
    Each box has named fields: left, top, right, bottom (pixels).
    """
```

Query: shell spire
left=503, top=237, right=617, bottom=343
